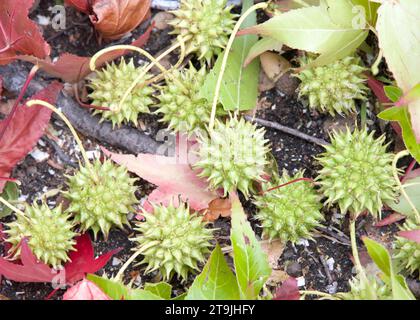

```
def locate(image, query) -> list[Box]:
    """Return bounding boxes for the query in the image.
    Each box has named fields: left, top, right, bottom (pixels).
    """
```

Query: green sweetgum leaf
left=378, top=106, right=420, bottom=163
left=386, top=176, right=420, bottom=218
left=230, top=192, right=271, bottom=299
left=244, top=37, right=282, bottom=67
left=200, top=0, right=259, bottom=111
left=384, top=85, right=403, bottom=103
left=376, top=0, right=420, bottom=142
left=241, top=0, right=368, bottom=68
left=0, top=182, right=19, bottom=218
left=186, top=244, right=240, bottom=300
left=144, top=282, right=172, bottom=300
left=362, top=237, right=415, bottom=300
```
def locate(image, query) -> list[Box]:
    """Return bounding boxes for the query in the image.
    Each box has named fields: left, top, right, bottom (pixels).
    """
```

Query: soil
left=0, top=2, right=418, bottom=300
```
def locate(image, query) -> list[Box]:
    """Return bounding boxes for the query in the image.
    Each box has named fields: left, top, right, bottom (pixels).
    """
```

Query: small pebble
left=326, top=282, right=338, bottom=294
left=296, top=239, right=310, bottom=247
left=30, top=148, right=49, bottom=162
left=112, top=257, right=122, bottom=266
left=296, top=276, right=305, bottom=287
left=326, top=257, right=335, bottom=271
left=36, top=15, right=50, bottom=26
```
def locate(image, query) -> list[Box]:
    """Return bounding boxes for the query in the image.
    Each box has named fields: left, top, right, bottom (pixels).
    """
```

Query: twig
left=244, top=115, right=329, bottom=147
left=43, top=137, right=77, bottom=168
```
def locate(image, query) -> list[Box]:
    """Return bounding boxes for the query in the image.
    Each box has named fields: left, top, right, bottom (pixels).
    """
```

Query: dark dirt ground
left=0, top=2, right=418, bottom=300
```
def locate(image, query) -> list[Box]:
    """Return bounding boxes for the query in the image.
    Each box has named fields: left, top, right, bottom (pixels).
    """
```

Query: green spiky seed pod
left=64, top=159, right=138, bottom=239
left=394, top=219, right=420, bottom=277
left=88, top=58, right=154, bottom=127
left=316, top=127, right=397, bottom=218
left=156, top=64, right=212, bottom=135
left=337, top=275, right=392, bottom=300
left=296, top=56, right=368, bottom=116
left=254, top=170, right=323, bottom=243
left=168, top=0, right=236, bottom=64
left=131, top=202, right=213, bottom=281
left=4, top=203, right=77, bottom=268
left=194, top=117, right=270, bottom=197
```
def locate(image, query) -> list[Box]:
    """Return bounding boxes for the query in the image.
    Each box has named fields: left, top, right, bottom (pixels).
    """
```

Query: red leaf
left=90, top=0, right=151, bottom=40
left=0, top=238, right=56, bottom=283
left=398, top=229, right=420, bottom=244
left=273, top=277, right=300, bottom=300
left=0, top=0, right=50, bottom=65
left=0, top=81, right=63, bottom=192
left=64, top=233, right=122, bottom=284
left=63, top=279, right=111, bottom=300
left=102, top=148, right=219, bottom=215
left=65, top=0, right=91, bottom=14
left=18, top=23, right=153, bottom=83
left=374, top=213, right=406, bottom=227
left=0, top=75, right=3, bottom=96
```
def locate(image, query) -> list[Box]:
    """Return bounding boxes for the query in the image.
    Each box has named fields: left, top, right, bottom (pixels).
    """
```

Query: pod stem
left=209, top=2, right=268, bottom=131
left=0, top=196, right=27, bottom=220
left=262, top=177, right=315, bottom=195
left=25, top=100, right=91, bottom=167
left=393, top=150, right=420, bottom=223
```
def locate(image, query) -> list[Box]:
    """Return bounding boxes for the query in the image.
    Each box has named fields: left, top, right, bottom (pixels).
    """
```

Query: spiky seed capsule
left=168, top=0, right=236, bottom=64
left=394, top=219, right=420, bottom=277
left=64, top=159, right=138, bottom=239
left=316, top=127, right=397, bottom=218
left=131, top=202, right=214, bottom=281
left=254, top=170, right=323, bottom=243
left=4, top=204, right=77, bottom=268
left=88, top=58, right=154, bottom=127
left=296, top=56, right=368, bottom=116
left=194, top=117, right=270, bottom=197
left=337, top=275, right=392, bottom=300
left=156, top=64, right=212, bottom=135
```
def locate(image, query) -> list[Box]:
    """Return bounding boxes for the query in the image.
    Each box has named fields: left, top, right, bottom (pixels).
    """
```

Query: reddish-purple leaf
left=0, top=0, right=50, bottom=65
left=63, top=279, right=111, bottom=300
left=0, top=81, right=63, bottom=192
left=0, top=238, right=56, bottom=283
left=374, top=213, right=406, bottom=227
left=18, top=23, right=153, bottom=83
left=64, top=233, right=122, bottom=284
left=65, top=0, right=91, bottom=14
left=273, top=277, right=300, bottom=300
left=398, top=229, right=420, bottom=244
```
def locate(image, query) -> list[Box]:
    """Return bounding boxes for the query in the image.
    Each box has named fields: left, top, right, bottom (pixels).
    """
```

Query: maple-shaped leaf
left=102, top=148, right=218, bottom=214
left=19, top=24, right=153, bottom=83
left=0, top=81, right=63, bottom=192
left=398, top=229, right=420, bottom=244
left=65, top=0, right=91, bottom=14
left=63, top=279, right=111, bottom=300
left=90, top=0, right=151, bottom=40
left=64, top=233, right=122, bottom=284
left=0, top=0, right=50, bottom=65
left=273, top=277, right=300, bottom=300
left=0, top=238, right=55, bottom=283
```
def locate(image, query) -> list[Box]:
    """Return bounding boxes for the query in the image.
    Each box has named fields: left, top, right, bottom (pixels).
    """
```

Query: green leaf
left=378, top=106, right=420, bottom=163
left=384, top=86, right=403, bottom=103
left=87, top=274, right=164, bottom=300
left=386, top=176, right=420, bottom=218
left=0, top=182, right=19, bottom=218
left=376, top=0, right=420, bottom=142
left=362, top=238, right=415, bottom=300
left=350, top=0, right=380, bottom=25
left=186, top=244, right=240, bottom=300
left=230, top=193, right=271, bottom=299
left=243, top=2, right=368, bottom=68
left=200, top=0, right=260, bottom=111
left=144, top=282, right=172, bottom=300
left=244, top=37, right=282, bottom=67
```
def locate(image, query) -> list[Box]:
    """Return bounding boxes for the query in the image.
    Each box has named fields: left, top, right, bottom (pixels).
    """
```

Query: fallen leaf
left=273, top=277, right=300, bottom=300
left=0, top=81, right=62, bottom=192
left=63, top=279, right=111, bottom=300
left=152, top=11, right=174, bottom=30
left=19, top=24, right=153, bottom=83
left=261, top=239, right=285, bottom=268
left=0, top=0, right=50, bottom=65
left=266, top=269, right=289, bottom=287
left=0, top=238, right=56, bottom=283
left=102, top=148, right=218, bottom=214
left=398, top=229, right=420, bottom=244
left=205, top=198, right=232, bottom=221
left=374, top=213, right=406, bottom=227
left=260, top=52, right=290, bottom=81
left=64, top=233, right=122, bottom=284
left=65, top=0, right=91, bottom=14
left=90, top=0, right=151, bottom=40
